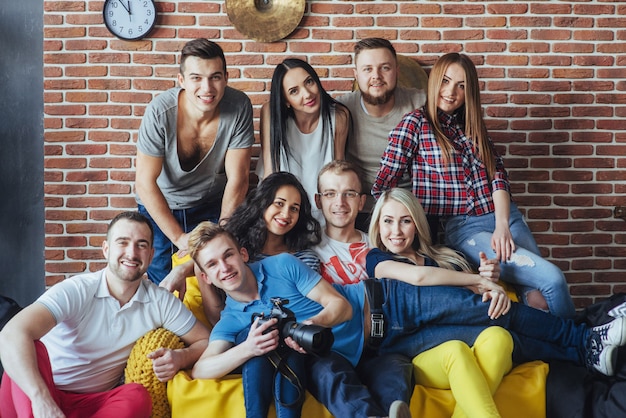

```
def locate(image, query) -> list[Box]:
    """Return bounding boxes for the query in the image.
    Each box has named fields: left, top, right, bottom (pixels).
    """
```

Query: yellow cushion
left=125, top=328, right=185, bottom=418
left=409, top=361, right=548, bottom=418
left=167, top=371, right=333, bottom=418
left=168, top=361, right=547, bottom=418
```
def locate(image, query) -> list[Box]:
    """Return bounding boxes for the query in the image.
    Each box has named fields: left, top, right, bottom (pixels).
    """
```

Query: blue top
left=366, top=247, right=439, bottom=278
left=211, top=252, right=366, bottom=366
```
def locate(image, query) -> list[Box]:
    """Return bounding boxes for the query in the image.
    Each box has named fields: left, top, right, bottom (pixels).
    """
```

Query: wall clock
left=103, top=0, right=157, bottom=41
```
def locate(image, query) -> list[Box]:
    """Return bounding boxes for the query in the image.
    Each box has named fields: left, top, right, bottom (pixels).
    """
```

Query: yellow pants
left=412, top=326, right=513, bottom=418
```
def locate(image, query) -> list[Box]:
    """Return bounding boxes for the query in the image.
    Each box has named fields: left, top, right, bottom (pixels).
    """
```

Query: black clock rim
left=102, top=0, right=157, bottom=41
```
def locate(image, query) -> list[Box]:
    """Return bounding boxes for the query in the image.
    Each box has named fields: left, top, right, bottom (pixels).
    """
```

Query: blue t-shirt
left=211, top=252, right=365, bottom=366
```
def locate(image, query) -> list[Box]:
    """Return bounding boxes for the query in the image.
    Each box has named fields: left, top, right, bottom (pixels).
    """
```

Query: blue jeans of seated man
left=374, top=279, right=589, bottom=366
left=444, top=202, right=576, bottom=319
left=307, top=351, right=414, bottom=418
left=138, top=203, right=220, bottom=284
left=236, top=329, right=307, bottom=418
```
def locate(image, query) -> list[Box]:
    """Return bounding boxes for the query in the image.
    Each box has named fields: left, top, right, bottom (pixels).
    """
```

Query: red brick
left=46, top=262, right=87, bottom=274
left=65, top=92, right=108, bottom=103
left=45, top=105, right=86, bottom=116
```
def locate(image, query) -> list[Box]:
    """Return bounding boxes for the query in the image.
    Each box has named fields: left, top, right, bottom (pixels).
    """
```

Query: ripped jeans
left=444, top=202, right=576, bottom=319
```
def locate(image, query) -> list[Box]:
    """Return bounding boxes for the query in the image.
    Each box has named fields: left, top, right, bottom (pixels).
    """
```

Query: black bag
left=0, top=295, right=21, bottom=330
left=0, top=295, right=22, bottom=375
left=546, top=293, right=626, bottom=418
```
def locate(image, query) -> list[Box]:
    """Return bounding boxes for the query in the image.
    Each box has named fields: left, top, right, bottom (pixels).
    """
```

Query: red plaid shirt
left=372, top=107, right=510, bottom=217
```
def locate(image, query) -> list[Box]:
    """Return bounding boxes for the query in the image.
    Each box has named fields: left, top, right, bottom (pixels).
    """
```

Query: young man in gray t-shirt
left=135, top=39, right=254, bottom=284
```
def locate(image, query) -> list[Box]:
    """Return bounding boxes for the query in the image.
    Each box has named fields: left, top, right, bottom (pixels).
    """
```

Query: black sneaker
left=586, top=332, right=617, bottom=376
left=591, top=317, right=626, bottom=346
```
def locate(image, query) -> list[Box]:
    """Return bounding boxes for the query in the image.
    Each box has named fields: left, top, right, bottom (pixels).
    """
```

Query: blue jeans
left=374, top=279, right=588, bottom=366
left=444, top=202, right=576, bottom=318
left=236, top=330, right=307, bottom=418
left=138, top=203, right=220, bottom=284
left=306, top=351, right=414, bottom=418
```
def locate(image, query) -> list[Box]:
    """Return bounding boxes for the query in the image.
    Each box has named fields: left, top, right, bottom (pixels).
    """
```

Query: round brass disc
left=226, top=0, right=305, bottom=43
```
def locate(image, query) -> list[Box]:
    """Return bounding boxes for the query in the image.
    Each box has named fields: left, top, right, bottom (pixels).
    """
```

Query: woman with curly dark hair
left=224, top=171, right=322, bottom=271
left=161, top=172, right=322, bottom=327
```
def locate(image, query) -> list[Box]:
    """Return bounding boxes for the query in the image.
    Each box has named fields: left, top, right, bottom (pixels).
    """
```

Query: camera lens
left=284, top=321, right=334, bottom=356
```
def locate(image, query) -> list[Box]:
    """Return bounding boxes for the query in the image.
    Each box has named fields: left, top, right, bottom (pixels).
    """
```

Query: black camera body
left=252, top=297, right=334, bottom=356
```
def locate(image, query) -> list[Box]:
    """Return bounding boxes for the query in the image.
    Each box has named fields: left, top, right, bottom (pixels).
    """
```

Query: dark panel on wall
left=0, top=1, right=45, bottom=306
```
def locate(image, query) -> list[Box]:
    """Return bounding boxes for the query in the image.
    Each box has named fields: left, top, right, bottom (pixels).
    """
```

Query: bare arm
left=147, top=320, right=210, bottom=382
left=220, top=147, right=252, bottom=220
left=302, top=279, right=352, bottom=327
left=258, top=102, right=274, bottom=178
left=135, top=150, right=188, bottom=250
left=491, top=189, right=515, bottom=262
left=159, top=259, right=195, bottom=300
left=191, top=318, right=279, bottom=379
left=0, top=303, right=64, bottom=417
left=374, top=259, right=497, bottom=290
left=333, top=104, right=350, bottom=160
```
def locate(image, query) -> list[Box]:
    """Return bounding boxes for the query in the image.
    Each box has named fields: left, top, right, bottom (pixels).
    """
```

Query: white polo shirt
left=39, top=269, right=196, bottom=393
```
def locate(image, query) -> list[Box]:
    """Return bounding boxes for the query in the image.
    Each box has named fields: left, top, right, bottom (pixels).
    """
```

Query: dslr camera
left=252, top=297, right=334, bottom=356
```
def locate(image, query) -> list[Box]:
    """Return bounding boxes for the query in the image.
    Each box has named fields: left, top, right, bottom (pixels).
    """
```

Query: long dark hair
left=224, top=172, right=321, bottom=259
left=268, top=58, right=345, bottom=172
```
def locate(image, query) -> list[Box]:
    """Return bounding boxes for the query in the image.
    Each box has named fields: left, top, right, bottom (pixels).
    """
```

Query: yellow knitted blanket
left=125, top=328, right=184, bottom=418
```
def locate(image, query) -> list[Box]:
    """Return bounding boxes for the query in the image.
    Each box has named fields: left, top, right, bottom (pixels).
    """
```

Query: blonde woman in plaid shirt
left=372, top=52, right=575, bottom=319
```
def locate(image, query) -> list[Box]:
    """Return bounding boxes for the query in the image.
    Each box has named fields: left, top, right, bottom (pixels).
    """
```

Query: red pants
left=0, top=341, right=151, bottom=418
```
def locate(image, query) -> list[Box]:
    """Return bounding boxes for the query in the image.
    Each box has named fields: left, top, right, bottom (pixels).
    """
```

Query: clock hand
left=119, top=0, right=130, bottom=14
left=127, top=0, right=132, bottom=22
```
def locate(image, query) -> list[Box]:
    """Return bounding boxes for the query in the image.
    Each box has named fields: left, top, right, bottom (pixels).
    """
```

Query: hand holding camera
left=246, top=316, right=280, bottom=357
left=252, top=297, right=334, bottom=356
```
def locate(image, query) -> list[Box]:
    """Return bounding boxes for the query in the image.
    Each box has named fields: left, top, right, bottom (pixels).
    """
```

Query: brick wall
left=43, top=0, right=626, bottom=308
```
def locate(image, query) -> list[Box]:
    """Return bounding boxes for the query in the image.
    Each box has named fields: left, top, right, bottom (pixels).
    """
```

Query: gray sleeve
left=222, top=87, right=255, bottom=150
left=137, top=89, right=178, bottom=158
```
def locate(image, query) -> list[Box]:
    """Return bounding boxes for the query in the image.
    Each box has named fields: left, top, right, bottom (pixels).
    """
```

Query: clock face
left=103, top=0, right=157, bottom=41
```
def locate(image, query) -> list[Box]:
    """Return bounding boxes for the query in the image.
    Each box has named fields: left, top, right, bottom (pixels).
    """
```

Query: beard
left=361, top=85, right=396, bottom=106
left=109, top=260, right=146, bottom=283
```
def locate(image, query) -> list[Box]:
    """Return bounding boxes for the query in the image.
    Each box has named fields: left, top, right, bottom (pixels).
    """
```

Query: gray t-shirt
left=136, top=86, right=254, bottom=209
left=338, top=86, right=426, bottom=212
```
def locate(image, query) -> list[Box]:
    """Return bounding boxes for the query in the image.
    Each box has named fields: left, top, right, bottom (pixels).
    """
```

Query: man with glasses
left=310, top=160, right=415, bottom=417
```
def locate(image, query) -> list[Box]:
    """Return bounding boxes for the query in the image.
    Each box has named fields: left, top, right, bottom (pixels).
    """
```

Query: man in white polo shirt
left=0, top=211, right=209, bottom=418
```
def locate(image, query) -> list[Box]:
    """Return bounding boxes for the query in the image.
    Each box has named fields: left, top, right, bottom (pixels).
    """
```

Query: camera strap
left=266, top=350, right=305, bottom=409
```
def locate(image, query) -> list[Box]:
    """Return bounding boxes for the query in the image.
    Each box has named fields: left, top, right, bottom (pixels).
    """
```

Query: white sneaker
left=591, top=317, right=626, bottom=346
left=586, top=339, right=617, bottom=376
left=388, top=400, right=412, bottom=418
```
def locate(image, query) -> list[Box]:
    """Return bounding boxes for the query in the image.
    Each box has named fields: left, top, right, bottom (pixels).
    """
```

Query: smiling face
left=178, top=56, right=228, bottom=115
left=102, top=219, right=154, bottom=283
left=354, top=47, right=398, bottom=106
left=378, top=199, right=417, bottom=258
left=282, top=67, right=321, bottom=117
left=263, top=185, right=302, bottom=239
left=316, top=170, right=365, bottom=231
left=195, top=233, right=252, bottom=296
left=438, top=62, right=466, bottom=115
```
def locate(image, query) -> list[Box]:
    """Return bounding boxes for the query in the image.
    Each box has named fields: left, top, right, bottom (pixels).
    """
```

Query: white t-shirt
left=39, top=269, right=196, bottom=393
left=312, top=230, right=371, bottom=285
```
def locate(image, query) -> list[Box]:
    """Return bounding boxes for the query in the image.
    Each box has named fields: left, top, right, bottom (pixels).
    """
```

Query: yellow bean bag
left=125, top=327, right=185, bottom=418
left=167, top=254, right=548, bottom=418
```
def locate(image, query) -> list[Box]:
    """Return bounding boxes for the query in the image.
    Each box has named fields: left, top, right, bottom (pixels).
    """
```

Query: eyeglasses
left=318, top=191, right=361, bottom=199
